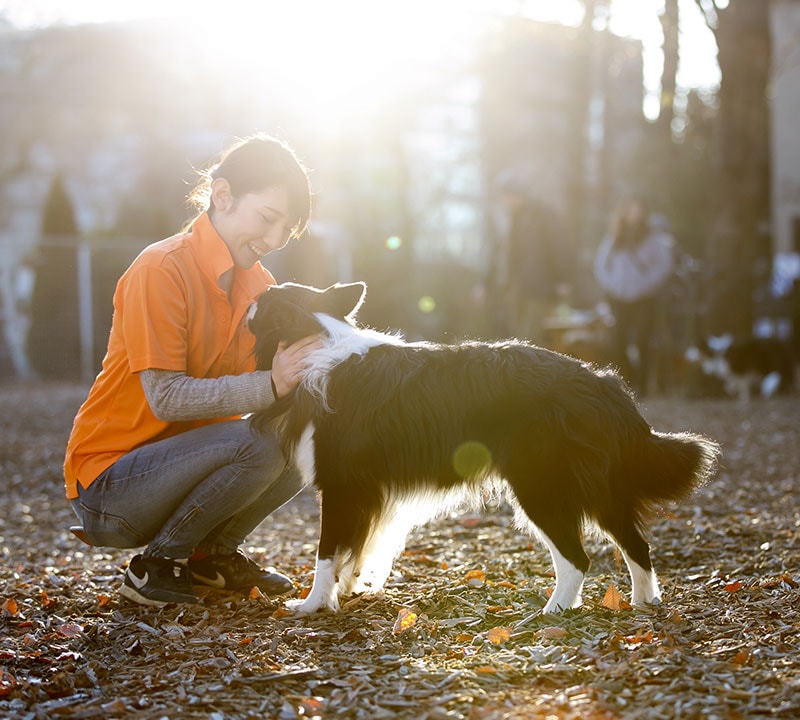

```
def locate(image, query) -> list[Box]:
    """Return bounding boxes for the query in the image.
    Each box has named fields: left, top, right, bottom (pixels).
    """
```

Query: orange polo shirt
left=63, top=212, right=275, bottom=499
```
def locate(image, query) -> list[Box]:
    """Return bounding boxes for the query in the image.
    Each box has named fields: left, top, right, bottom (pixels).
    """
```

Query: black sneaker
left=119, top=554, right=199, bottom=607
left=189, top=550, right=294, bottom=596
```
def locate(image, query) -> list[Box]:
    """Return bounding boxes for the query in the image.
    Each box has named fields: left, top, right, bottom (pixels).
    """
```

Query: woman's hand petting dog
left=271, top=335, right=323, bottom=398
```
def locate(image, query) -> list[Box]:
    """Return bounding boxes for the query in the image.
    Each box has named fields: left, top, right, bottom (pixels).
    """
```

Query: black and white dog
left=248, top=282, right=720, bottom=615
left=686, top=334, right=795, bottom=401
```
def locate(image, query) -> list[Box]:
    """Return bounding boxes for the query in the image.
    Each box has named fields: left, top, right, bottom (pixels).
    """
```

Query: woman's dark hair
left=184, top=134, right=312, bottom=237
left=610, top=195, right=649, bottom=250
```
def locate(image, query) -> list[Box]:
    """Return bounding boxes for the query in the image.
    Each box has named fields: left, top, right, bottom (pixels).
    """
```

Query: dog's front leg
left=286, top=490, right=343, bottom=614
left=287, top=554, right=340, bottom=614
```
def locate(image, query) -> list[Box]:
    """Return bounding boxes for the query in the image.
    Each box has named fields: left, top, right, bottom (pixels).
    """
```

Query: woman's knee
left=236, top=423, right=287, bottom=479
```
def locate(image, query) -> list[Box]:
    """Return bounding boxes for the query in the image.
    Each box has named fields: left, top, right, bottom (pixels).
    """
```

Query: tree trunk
left=653, top=0, right=679, bottom=211
left=564, top=0, right=598, bottom=254
left=657, top=0, right=679, bottom=140
left=704, top=0, right=772, bottom=337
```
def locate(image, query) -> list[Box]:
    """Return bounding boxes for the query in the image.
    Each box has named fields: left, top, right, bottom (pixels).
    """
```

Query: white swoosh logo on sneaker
left=128, top=569, right=149, bottom=590
left=193, top=571, right=226, bottom=588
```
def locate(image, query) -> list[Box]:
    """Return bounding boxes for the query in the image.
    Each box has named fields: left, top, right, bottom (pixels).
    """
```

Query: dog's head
left=248, top=281, right=367, bottom=369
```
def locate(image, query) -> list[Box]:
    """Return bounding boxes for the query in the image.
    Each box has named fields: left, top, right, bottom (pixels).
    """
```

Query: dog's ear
left=249, top=284, right=329, bottom=370
left=317, top=282, right=366, bottom=320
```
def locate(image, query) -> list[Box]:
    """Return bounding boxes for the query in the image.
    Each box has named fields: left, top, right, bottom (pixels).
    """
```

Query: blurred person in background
left=64, top=134, right=320, bottom=607
left=594, top=195, right=675, bottom=396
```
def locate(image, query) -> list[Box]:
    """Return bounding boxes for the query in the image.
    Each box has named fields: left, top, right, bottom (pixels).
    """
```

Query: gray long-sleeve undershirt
left=138, top=368, right=276, bottom=422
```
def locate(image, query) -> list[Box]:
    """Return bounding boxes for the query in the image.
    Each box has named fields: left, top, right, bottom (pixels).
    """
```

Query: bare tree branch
left=693, top=0, right=719, bottom=36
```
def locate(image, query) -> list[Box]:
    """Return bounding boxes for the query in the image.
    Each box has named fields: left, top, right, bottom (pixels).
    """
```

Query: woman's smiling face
left=210, top=181, right=297, bottom=269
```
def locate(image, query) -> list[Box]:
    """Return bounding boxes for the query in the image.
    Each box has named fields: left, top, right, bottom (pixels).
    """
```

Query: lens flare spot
left=453, top=441, right=492, bottom=479
left=385, top=235, right=402, bottom=250
left=418, top=296, right=436, bottom=313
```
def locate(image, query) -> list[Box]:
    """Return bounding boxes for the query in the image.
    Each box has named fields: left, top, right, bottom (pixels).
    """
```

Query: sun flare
left=4, top=0, right=719, bottom=124
left=183, top=1, right=487, bottom=117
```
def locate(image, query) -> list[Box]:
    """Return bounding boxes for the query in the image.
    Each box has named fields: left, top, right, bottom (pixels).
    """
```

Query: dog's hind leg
left=351, top=501, right=417, bottom=595
left=347, top=538, right=393, bottom=595
left=602, top=515, right=661, bottom=605
left=535, top=526, right=590, bottom=613
left=623, top=552, right=661, bottom=606
left=513, top=507, right=589, bottom=612
left=508, top=470, right=590, bottom=613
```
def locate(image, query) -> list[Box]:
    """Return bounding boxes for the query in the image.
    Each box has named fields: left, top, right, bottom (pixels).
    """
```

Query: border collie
left=686, top=335, right=795, bottom=401
left=248, top=282, right=720, bottom=615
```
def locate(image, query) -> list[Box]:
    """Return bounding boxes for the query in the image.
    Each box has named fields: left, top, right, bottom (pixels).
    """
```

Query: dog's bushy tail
left=636, top=430, right=721, bottom=505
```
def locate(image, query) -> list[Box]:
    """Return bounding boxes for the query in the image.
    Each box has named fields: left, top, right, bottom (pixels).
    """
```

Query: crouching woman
left=64, top=134, right=319, bottom=606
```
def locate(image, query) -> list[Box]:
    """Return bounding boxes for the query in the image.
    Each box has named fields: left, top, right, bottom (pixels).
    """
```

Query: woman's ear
left=210, top=178, right=234, bottom=213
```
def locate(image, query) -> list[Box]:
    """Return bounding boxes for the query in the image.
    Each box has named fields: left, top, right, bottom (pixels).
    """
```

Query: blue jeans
left=71, top=419, right=302, bottom=559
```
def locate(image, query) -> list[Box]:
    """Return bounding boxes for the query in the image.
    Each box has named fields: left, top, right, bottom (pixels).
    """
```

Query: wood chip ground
left=1, top=383, right=798, bottom=719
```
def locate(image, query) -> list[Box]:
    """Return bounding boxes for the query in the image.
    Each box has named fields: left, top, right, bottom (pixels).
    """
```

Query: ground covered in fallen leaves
left=1, top=382, right=798, bottom=719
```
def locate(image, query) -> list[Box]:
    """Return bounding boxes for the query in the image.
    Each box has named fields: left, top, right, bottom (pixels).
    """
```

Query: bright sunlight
left=2, top=0, right=719, bottom=122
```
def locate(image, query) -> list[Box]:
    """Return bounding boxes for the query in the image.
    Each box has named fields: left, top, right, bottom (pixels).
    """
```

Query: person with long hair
left=64, top=134, right=319, bottom=606
left=594, top=196, right=674, bottom=395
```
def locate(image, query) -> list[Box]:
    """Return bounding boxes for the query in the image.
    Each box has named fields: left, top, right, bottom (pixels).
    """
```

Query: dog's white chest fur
left=294, top=423, right=316, bottom=488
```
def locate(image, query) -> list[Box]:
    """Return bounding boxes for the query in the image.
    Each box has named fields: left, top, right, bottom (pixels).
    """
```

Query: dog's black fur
left=249, top=282, right=720, bottom=614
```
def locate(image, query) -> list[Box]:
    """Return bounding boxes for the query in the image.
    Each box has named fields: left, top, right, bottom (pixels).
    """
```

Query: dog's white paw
left=628, top=565, right=661, bottom=606
left=284, top=598, right=323, bottom=615
left=285, top=594, right=339, bottom=615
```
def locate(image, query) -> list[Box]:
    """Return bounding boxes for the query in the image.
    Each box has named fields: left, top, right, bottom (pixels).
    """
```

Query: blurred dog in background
left=686, top=335, right=795, bottom=401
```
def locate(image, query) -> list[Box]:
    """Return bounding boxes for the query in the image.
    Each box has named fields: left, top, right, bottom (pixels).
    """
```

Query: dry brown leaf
left=464, top=569, right=486, bottom=587
left=487, top=626, right=511, bottom=644
left=761, top=574, right=797, bottom=589
left=730, top=647, right=751, bottom=665
left=724, top=580, right=743, bottom=593
left=602, top=583, right=623, bottom=610
left=540, top=626, right=568, bottom=639
left=393, top=608, right=418, bottom=634
left=0, top=668, right=17, bottom=697
left=624, top=630, right=654, bottom=645
left=1, top=598, right=18, bottom=616
left=299, top=697, right=325, bottom=714
left=57, top=622, right=83, bottom=638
